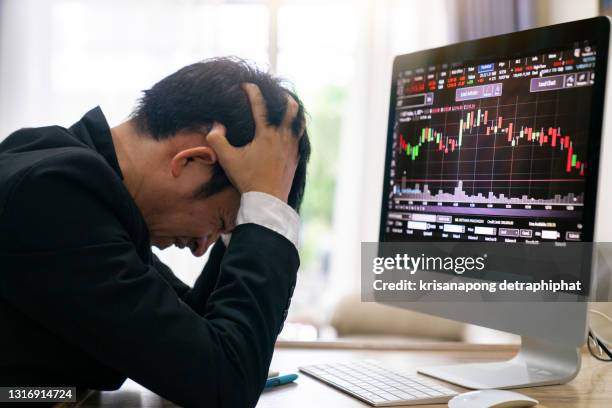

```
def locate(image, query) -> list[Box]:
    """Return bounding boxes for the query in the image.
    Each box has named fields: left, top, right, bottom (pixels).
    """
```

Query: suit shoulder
left=16, top=147, right=122, bottom=203
left=1, top=125, right=73, bottom=150
left=0, top=148, right=134, bottom=251
left=5, top=125, right=69, bottom=138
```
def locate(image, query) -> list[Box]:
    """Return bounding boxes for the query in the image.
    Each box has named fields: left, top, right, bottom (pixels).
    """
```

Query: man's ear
left=170, top=146, right=218, bottom=178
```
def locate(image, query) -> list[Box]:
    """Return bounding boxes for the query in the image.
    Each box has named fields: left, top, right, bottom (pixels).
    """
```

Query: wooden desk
left=71, top=341, right=612, bottom=407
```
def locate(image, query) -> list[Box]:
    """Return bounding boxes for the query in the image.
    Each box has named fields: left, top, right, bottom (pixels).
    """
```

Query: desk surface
left=74, top=342, right=612, bottom=407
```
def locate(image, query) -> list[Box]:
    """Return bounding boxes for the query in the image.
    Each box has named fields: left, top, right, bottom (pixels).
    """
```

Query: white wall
left=544, top=0, right=599, bottom=25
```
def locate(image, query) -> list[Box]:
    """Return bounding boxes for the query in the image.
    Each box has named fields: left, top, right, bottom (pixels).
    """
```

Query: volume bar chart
left=392, top=180, right=583, bottom=206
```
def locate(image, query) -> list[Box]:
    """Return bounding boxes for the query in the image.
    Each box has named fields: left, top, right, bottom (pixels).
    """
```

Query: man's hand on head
left=206, top=83, right=303, bottom=203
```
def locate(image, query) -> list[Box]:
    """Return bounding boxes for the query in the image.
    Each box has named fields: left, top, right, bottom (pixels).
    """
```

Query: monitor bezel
left=379, top=16, right=611, bottom=244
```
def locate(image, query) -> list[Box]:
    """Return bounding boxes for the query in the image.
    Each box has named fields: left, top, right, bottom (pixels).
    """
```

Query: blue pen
left=265, top=373, right=298, bottom=388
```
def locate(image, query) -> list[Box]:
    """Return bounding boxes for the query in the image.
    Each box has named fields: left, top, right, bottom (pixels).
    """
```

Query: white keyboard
left=299, top=360, right=458, bottom=406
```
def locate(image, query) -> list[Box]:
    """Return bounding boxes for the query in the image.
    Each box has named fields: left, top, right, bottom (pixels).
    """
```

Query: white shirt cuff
left=221, top=191, right=300, bottom=248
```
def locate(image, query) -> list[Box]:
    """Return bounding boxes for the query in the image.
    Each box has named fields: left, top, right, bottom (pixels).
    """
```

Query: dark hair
left=130, top=57, right=310, bottom=211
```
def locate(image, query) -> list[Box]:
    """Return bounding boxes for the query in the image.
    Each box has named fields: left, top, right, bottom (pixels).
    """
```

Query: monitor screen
left=381, top=19, right=610, bottom=244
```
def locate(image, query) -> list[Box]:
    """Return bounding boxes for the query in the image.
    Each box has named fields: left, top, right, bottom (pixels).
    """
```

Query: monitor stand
left=417, top=335, right=581, bottom=389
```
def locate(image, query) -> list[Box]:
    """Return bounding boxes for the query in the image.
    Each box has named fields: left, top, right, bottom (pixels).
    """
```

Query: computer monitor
left=379, top=17, right=612, bottom=389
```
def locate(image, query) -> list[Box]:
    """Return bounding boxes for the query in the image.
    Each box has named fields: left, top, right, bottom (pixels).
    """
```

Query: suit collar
left=69, top=106, right=124, bottom=180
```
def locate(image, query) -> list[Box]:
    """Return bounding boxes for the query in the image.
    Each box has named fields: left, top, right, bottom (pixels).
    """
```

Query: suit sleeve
left=0, top=158, right=298, bottom=408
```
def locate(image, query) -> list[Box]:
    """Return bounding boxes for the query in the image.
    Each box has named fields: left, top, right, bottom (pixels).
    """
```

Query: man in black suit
left=0, top=57, right=310, bottom=407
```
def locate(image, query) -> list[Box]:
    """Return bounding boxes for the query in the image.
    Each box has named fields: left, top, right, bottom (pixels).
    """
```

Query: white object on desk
left=448, top=390, right=538, bottom=408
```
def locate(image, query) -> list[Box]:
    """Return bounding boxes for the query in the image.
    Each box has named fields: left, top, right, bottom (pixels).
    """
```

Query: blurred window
left=0, top=0, right=355, bottom=328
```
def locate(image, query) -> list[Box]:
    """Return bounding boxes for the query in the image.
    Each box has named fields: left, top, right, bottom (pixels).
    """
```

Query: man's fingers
left=205, top=122, right=230, bottom=155
left=281, top=95, right=300, bottom=132
left=242, top=83, right=269, bottom=130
